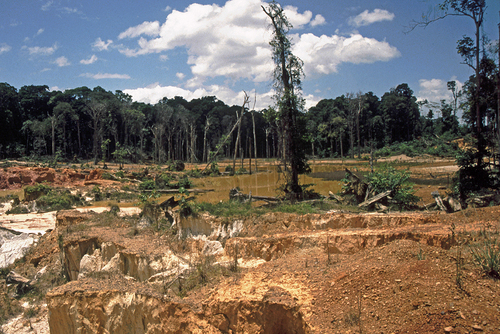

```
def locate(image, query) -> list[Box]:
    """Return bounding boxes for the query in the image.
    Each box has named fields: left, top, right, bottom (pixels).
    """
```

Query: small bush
left=37, top=189, right=84, bottom=211
left=365, top=165, right=419, bottom=206
left=139, top=179, right=156, bottom=191
left=168, top=160, right=185, bottom=171
left=186, top=167, right=203, bottom=178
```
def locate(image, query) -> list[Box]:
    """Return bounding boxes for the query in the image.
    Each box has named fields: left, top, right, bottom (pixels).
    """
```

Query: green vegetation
left=364, top=165, right=419, bottom=206
left=469, top=231, right=500, bottom=279
left=195, top=199, right=341, bottom=217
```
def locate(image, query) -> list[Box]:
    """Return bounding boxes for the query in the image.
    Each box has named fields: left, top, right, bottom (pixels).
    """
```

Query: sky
left=0, top=0, right=499, bottom=112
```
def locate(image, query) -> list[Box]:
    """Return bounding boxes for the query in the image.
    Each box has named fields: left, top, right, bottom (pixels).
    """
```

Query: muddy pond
left=183, top=157, right=456, bottom=205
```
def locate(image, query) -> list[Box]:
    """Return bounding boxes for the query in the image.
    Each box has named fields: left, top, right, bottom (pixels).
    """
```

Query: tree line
left=0, top=78, right=487, bottom=164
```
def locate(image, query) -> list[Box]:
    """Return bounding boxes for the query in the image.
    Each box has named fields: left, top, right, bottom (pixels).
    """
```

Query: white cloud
left=124, top=83, right=276, bottom=110
left=61, top=7, right=78, bottom=14
left=176, top=72, right=186, bottom=80
left=417, top=78, right=463, bottom=105
left=0, top=43, right=12, bottom=54
left=117, top=0, right=400, bottom=85
left=118, top=21, right=161, bottom=39
left=80, top=55, right=98, bottom=65
left=41, top=1, right=53, bottom=11
left=92, top=38, right=113, bottom=51
left=349, top=9, right=395, bottom=27
left=54, top=56, right=70, bottom=67
left=310, top=14, right=326, bottom=27
left=25, top=43, right=58, bottom=56
left=117, top=0, right=278, bottom=81
left=293, top=33, right=400, bottom=76
left=36, top=28, right=44, bottom=36
left=80, top=73, right=131, bottom=80
left=283, top=5, right=313, bottom=29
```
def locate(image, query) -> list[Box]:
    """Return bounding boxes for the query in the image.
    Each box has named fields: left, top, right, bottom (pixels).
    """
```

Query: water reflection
left=194, top=164, right=344, bottom=203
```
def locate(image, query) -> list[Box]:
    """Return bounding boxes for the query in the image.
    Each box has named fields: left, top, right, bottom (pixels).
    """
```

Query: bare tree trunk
left=497, top=11, right=500, bottom=159
left=265, top=128, right=270, bottom=159
left=51, top=116, right=56, bottom=156
left=202, top=117, right=210, bottom=163
left=233, top=93, right=249, bottom=172
left=189, top=123, right=196, bottom=163
left=252, top=110, right=258, bottom=171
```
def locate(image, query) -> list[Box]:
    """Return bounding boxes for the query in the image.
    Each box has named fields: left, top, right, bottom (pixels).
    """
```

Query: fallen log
left=142, top=188, right=214, bottom=194
left=7, top=271, right=33, bottom=295
left=328, top=191, right=343, bottom=203
left=358, top=190, right=391, bottom=208
left=431, top=191, right=447, bottom=212
left=229, top=188, right=279, bottom=202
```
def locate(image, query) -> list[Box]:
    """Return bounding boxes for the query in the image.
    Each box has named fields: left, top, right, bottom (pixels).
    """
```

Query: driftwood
left=328, top=191, right=344, bottom=203
left=358, top=190, right=391, bottom=208
left=7, top=271, right=33, bottom=295
left=431, top=191, right=447, bottom=212
left=142, top=188, right=214, bottom=194
left=159, top=196, right=195, bottom=210
left=229, top=188, right=279, bottom=203
left=342, top=169, right=368, bottom=202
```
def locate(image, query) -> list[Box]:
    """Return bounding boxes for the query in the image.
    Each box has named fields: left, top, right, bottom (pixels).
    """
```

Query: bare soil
left=1, top=159, right=499, bottom=333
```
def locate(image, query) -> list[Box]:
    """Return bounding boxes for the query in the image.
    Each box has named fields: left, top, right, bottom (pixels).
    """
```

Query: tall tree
left=262, top=0, right=309, bottom=200
left=409, top=0, right=486, bottom=163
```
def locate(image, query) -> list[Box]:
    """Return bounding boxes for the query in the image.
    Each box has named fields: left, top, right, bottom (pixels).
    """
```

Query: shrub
left=139, top=179, right=156, bottom=191
left=37, top=189, right=84, bottom=211
left=452, top=148, right=492, bottom=200
left=365, top=165, right=419, bottom=206
left=168, top=160, right=185, bottom=171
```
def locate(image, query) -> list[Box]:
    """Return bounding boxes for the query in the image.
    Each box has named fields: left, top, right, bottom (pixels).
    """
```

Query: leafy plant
left=178, top=187, right=193, bottom=217
left=112, top=142, right=127, bottom=169
left=91, top=185, right=103, bottom=201
left=452, top=147, right=492, bottom=200
left=365, top=165, right=419, bottom=206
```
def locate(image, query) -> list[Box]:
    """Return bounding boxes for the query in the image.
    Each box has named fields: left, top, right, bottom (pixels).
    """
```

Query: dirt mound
left=0, top=167, right=88, bottom=190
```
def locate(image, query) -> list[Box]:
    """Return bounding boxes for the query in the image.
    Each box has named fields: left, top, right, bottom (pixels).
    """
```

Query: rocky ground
left=0, top=161, right=499, bottom=333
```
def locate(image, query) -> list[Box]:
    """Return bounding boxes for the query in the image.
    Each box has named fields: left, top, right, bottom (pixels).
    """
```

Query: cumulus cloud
left=124, top=83, right=276, bottom=110
left=116, top=0, right=399, bottom=85
left=310, top=14, right=326, bottom=27
left=417, top=78, right=463, bottom=104
left=25, top=43, right=58, bottom=56
left=36, top=28, right=44, bottom=36
left=293, top=33, right=400, bottom=75
left=118, top=21, right=161, bottom=39
left=123, top=83, right=323, bottom=110
left=80, top=55, right=98, bottom=65
left=176, top=72, right=186, bottom=80
left=92, top=38, right=113, bottom=51
left=0, top=43, right=12, bottom=54
left=349, top=9, right=395, bottom=27
left=283, top=5, right=313, bottom=29
left=80, top=72, right=131, bottom=80
left=117, top=0, right=281, bottom=81
left=54, top=56, right=70, bottom=67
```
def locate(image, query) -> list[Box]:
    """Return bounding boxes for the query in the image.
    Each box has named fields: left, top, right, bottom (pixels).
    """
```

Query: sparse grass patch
left=469, top=232, right=500, bottom=279
left=23, top=307, right=37, bottom=319
left=174, top=254, right=232, bottom=298
left=195, top=199, right=342, bottom=217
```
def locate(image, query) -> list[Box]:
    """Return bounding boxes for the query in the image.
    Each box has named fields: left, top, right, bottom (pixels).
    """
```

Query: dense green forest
left=0, top=69, right=498, bottom=165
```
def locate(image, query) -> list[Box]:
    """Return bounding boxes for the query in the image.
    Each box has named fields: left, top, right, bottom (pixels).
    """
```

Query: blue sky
left=0, top=0, right=498, bottom=111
